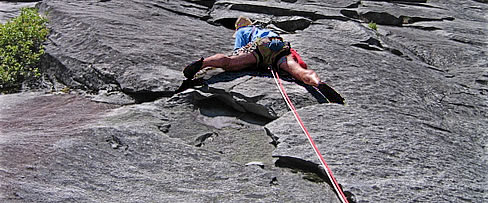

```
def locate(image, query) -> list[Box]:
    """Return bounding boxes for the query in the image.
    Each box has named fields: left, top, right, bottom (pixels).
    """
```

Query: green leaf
left=0, top=7, right=48, bottom=92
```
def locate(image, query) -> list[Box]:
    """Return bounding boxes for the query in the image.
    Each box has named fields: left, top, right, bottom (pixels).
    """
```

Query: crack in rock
left=157, top=124, right=171, bottom=133
left=190, top=87, right=279, bottom=119
left=123, top=90, right=174, bottom=104
left=264, top=127, right=280, bottom=147
left=275, top=156, right=357, bottom=203
left=193, top=132, right=218, bottom=147
left=105, top=134, right=129, bottom=150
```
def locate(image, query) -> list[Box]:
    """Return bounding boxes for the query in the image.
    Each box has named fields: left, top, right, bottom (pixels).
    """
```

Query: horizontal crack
left=195, top=94, right=275, bottom=126
left=193, top=132, right=218, bottom=147
left=151, top=2, right=207, bottom=20
left=193, top=86, right=278, bottom=120
left=124, top=90, right=174, bottom=104
left=422, top=122, right=452, bottom=133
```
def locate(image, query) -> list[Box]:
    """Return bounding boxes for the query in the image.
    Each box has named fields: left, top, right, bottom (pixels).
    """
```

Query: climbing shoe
left=183, top=57, right=204, bottom=79
left=317, top=82, right=345, bottom=105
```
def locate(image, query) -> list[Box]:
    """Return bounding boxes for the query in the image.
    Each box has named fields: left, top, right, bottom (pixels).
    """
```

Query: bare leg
left=202, top=53, right=256, bottom=72
left=279, top=54, right=321, bottom=87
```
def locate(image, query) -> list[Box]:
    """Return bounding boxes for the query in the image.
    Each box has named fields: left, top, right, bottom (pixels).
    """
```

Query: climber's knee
left=303, top=69, right=320, bottom=87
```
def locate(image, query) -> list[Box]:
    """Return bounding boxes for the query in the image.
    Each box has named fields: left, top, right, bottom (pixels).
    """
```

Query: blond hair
left=235, top=16, right=253, bottom=30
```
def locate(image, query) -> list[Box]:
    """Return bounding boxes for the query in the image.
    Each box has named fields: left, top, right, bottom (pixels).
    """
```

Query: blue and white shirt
left=233, top=26, right=279, bottom=50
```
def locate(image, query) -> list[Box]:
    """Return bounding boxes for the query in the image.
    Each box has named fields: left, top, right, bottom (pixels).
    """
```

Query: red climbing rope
left=270, top=68, right=349, bottom=203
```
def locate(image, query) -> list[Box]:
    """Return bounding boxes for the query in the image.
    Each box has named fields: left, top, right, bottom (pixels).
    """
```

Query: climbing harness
left=270, top=67, right=349, bottom=203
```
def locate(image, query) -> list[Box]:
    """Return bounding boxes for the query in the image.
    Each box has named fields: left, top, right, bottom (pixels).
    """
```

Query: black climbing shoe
left=183, top=57, right=204, bottom=79
left=317, top=82, right=345, bottom=105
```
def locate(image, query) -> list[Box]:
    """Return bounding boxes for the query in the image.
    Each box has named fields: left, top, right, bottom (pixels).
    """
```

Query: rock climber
left=183, top=16, right=344, bottom=103
left=183, top=16, right=321, bottom=86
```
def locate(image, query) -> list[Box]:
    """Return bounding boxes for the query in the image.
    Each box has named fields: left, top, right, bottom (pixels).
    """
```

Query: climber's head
left=233, top=16, right=253, bottom=38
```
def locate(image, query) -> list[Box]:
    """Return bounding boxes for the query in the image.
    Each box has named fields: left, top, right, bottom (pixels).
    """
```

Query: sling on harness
left=290, top=48, right=307, bottom=69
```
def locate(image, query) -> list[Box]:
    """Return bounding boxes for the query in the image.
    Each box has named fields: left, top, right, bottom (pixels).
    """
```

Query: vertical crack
left=264, top=127, right=280, bottom=147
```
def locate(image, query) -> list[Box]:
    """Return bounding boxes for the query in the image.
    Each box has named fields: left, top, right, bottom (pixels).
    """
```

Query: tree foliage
left=0, top=8, right=48, bottom=91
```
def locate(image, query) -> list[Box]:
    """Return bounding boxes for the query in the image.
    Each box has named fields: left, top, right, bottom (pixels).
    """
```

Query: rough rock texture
left=1, top=0, right=487, bottom=202
left=0, top=93, right=339, bottom=202
left=267, top=104, right=486, bottom=202
left=0, top=1, right=40, bottom=23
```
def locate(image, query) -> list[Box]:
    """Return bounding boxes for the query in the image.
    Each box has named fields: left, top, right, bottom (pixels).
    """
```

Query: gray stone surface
left=267, top=104, right=486, bottom=202
left=0, top=93, right=339, bottom=202
left=1, top=0, right=487, bottom=202
left=0, top=1, right=40, bottom=23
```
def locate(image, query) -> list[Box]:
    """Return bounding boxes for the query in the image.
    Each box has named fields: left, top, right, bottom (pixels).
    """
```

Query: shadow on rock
left=275, top=156, right=357, bottom=203
left=196, top=96, right=274, bottom=126
left=176, top=70, right=344, bottom=105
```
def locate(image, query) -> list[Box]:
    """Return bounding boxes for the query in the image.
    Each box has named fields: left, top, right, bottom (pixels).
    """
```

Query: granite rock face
left=0, top=1, right=40, bottom=23
left=1, top=0, right=487, bottom=202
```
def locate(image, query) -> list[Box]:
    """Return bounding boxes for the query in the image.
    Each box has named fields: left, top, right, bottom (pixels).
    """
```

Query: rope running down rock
left=270, top=67, right=349, bottom=203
